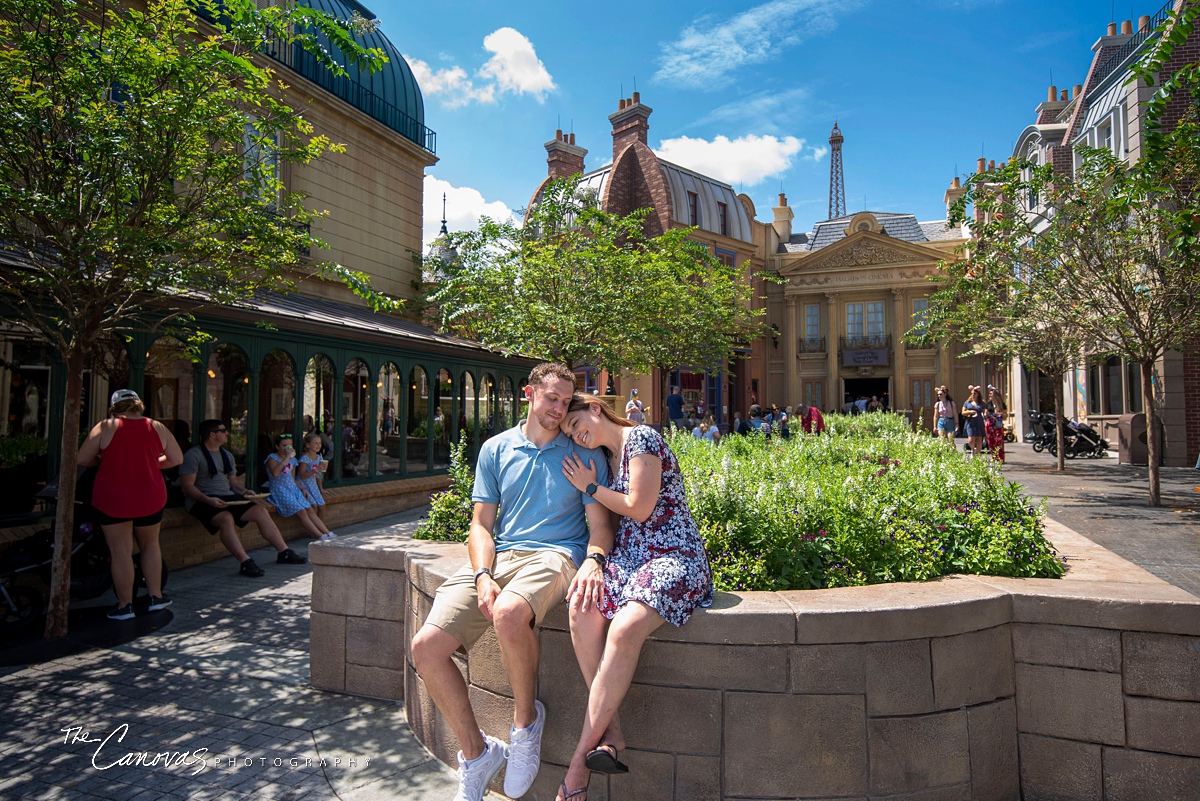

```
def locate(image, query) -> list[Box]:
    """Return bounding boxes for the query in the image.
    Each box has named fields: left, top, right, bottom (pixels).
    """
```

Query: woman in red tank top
left=78, top=389, right=183, bottom=620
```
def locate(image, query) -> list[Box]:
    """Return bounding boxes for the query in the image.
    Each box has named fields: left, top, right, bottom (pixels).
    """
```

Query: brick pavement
left=0, top=508, right=476, bottom=801
left=1001, top=442, right=1200, bottom=598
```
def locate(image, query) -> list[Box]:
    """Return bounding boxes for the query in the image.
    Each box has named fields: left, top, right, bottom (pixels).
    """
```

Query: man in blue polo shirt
left=412, top=362, right=612, bottom=801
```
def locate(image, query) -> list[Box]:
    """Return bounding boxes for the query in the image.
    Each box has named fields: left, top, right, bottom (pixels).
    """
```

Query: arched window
left=303, top=354, right=336, bottom=451
left=144, top=337, right=195, bottom=449
left=459, top=371, right=476, bottom=457
left=499, top=377, right=515, bottom=432
left=258, top=349, right=296, bottom=486
left=376, top=362, right=402, bottom=475
left=408, top=366, right=429, bottom=472
left=205, top=344, right=249, bottom=472
left=434, top=368, right=453, bottom=468
left=342, top=358, right=370, bottom=478
left=481, top=374, right=497, bottom=442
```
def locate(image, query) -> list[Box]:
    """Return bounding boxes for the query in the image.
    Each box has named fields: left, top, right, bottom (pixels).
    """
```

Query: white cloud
left=405, top=27, right=555, bottom=108
left=656, top=0, right=861, bottom=89
left=654, top=134, right=807, bottom=186
left=807, top=145, right=829, bottom=161
left=405, top=55, right=495, bottom=108
left=478, top=27, right=556, bottom=100
left=423, top=175, right=516, bottom=250
left=692, top=87, right=812, bottom=133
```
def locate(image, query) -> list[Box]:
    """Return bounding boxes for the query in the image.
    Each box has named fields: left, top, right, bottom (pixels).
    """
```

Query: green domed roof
left=286, top=0, right=434, bottom=152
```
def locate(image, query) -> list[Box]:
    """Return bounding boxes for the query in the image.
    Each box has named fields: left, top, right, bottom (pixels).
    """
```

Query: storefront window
left=1, top=339, right=52, bottom=438
left=434, top=368, right=453, bottom=469
left=342, top=358, right=370, bottom=478
left=458, top=371, right=476, bottom=458
left=257, top=349, right=296, bottom=486
left=499, top=377, right=515, bottom=432
left=408, top=366, right=429, bottom=472
left=303, top=354, right=336, bottom=452
left=144, top=337, right=195, bottom=450
left=376, top=362, right=402, bottom=475
left=481, top=374, right=496, bottom=443
left=205, top=344, right=249, bottom=473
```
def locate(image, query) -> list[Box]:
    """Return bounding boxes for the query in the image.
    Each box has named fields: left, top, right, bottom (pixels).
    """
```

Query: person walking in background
left=666, top=386, right=685, bottom=430
left=985, top=386, right=1008, bottom=462
left=624, top=388, right=645, bottom=424
left=78, top=389, right=184, bottom=620
left=180, top=419, right=308, bottom=577
left=934, top=387, right=957, bottom=444
left=557, top=394, right=713, bottom=800
left=265, top=434, right=337, bottom=541
left=296, top=432, right=329, bottom=525
left=962, top=387, right=987, bottom=458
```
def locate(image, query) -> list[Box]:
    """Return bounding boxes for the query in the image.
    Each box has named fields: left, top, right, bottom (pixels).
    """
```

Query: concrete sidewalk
left=0, top=508, right=478, bottom=801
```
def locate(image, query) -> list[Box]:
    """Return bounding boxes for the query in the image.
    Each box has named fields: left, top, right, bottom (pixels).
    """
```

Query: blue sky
left=364, top=0, right=1144, bottom=247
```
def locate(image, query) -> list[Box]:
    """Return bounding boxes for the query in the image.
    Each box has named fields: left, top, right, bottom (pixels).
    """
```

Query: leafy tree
left=910, top=161, right=1085, bottom=473
left=427, top=176, right=769, bottom=383
left=0, top=0, right=396, bottom=637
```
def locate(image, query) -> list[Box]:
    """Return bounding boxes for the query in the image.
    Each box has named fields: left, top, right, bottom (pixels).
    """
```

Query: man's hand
left=568, top=558, right=605, bottom=614
left=207, top=497, right=228, bottom=509
left=476, top=575, right=501, bottom=621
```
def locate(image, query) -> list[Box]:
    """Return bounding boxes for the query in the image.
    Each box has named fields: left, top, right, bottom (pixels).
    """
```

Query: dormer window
left=717, top=201, right=728, bottom=236
left=687, top=192, right=699, bottom=226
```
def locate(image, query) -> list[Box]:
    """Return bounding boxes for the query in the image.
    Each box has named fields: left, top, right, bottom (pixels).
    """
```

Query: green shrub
left=411, top=419, right=444, bottom=441
left=415, top=435, right=473, bottom=542
left=0, top=435, right=49, bottom=469
left=671, top=413, right=1064, bottom=591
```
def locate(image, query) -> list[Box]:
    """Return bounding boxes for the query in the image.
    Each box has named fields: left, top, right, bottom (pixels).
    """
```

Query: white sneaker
left=319, top=532, right=337, bottom=541
left=453, top=734, right=506, bottom=801
left=503, top=700, right=545, bottom=798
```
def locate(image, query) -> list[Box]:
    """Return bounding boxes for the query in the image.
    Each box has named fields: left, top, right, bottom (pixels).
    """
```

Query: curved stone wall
left=309, top=519, right=1200, bottom=801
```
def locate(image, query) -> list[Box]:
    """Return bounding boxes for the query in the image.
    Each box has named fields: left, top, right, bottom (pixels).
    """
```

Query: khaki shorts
left=424, top=549, right=576, bottom=651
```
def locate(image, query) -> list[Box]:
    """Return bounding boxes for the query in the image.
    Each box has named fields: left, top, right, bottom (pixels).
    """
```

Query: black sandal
left=584, top=743, right=629, bottom=774
left=558, top=780, right=588, bottom=800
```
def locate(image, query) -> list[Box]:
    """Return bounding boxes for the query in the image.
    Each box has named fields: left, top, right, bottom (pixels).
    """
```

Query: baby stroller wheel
left=1032, top=441, right=1045, bottom=453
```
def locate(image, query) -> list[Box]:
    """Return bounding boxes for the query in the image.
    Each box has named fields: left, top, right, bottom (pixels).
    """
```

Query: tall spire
left=828, top=122, right=846, bottom=220
left=439, top=193, right=448, bottom=236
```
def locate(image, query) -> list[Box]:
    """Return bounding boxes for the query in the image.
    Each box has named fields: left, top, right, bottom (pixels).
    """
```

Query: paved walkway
left=0, top=508, right=478, bottom=801
left=1, top=448, right=1197, bottom=801
left=1001, top=442, right=1200, bottom=598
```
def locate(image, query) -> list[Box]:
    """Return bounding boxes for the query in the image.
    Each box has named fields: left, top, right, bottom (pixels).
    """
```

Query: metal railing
left=797, top=336, right=826, bottom=353
left=1091, top=0, right=1174, bottom=87
left=840, top=334, right=892, bottom=350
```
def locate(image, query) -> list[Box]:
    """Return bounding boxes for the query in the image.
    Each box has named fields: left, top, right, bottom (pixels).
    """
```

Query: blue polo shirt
left=472, top=422, right=609, bottom=568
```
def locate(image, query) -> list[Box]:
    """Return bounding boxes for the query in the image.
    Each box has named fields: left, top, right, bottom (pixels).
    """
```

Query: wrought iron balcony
left=840, top=335, right=892, bottom=350
left=797, top=336, right=826, bottom=353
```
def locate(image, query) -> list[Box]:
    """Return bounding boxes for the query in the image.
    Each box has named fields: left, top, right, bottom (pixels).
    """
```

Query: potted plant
left=0, top=435, right=49, bottom=516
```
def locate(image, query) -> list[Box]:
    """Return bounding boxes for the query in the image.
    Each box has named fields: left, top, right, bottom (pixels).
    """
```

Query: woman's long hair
left=567, top=394, right=636, bottom=429
left=970, top=387, right=984, bottom=405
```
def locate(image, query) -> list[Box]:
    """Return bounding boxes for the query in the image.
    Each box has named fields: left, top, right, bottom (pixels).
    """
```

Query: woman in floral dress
left=555, top=395, right=712, bottom=800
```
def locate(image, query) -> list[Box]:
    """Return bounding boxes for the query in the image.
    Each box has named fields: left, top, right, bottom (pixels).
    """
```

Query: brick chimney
left=944, top=175, right=967, bottom=222
left=545, top=129, right=586, bottom=180
left=609, top=91, right=652, bottom=158
left=772, top=192, right=793, bottom=242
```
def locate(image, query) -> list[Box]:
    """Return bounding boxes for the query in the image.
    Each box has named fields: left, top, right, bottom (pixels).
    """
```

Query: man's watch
left=585, top=482, right=599, bottom=496
left=473, top=567, right=493, bottom=587
left=586, top=552, right=606, bottom=569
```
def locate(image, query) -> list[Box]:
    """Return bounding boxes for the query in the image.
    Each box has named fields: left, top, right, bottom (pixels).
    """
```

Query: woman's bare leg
left=132, top=523, right=164, bottom=598
left=102, top=522, right=135, bottom=606
left=568, top=604, right=625, bottom=750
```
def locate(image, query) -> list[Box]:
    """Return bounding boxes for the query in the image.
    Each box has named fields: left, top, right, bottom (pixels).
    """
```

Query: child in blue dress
left=265, top=434, right=336, bottom=541
left=296, top=432, right=332, bottom=533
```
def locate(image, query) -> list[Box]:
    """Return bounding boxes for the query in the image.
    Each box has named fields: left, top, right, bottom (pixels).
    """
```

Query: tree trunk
left=1053, top=374, right=1066, bottom=473
left=1142, top=360, right=1161, bottom=507
left=660, top=369, right=669, bottom=430
left=43, top=346, right=85, bottom=639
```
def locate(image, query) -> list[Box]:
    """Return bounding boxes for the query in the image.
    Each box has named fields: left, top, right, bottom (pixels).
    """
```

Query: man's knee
left=412, top=624, right=458, bottom=674
left=492, top=593, right=534, bottom=641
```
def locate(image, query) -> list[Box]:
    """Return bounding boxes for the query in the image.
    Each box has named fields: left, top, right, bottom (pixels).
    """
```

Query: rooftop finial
left=439, top=192, right=448, bottom=236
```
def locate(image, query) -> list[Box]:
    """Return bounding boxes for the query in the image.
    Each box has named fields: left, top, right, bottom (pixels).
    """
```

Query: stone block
left=635, top=640, right=786, bottom=692
left=725, top=693, right=867, bottom=797
left=406, top=546, right=468, bottom=596
left=1123, top=632, right=1200, bottom=701
left=345, top=664, right=404, bottom=700
left=364, top=568, right=406, bottom=621
left=309, top=611, right=345, bottom=692
left=1014, top=664, right=1124, bottom=745
left=868, top=709, right=969, bottom=793
left=674, top=755, right=719, bottom=801
left=608, top=749, right=674, bottom=801
left=537, top=629, right=591, bottom=766
left=619, top=684, right=721, bottom=755
left=1012, top=623, right=1121, bottom=672
left=868, top=786, right=970, bottom=801
left=864, top=639, right=933, bottom=716
left=790, top=643, right=865, bottom=694
left=466, top=626, right=512, bottom=697
left=1125, top=697, right=1200, bottom=757
left=648, top=590, right=796, bottom=645
left=1102, top=747, right=1200, bottom=801
left=1018, top=734, right=1101, bottom=801
left=311, top=564, right=366, bottom=616
left=931, top=625, right=1013, bottom=710
left=967, top=699, right=1019, bottom=801
left=346, top=617, right=406, bottom=670
left=982, top=577, right=1200, bottom=635
left=466, top=684, right=514, bottom=747
left=781, top=576, right=1010, bottom=644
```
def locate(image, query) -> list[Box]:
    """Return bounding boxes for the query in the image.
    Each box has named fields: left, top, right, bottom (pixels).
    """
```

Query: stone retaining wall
left=309, top=519, right=1200, bottom=801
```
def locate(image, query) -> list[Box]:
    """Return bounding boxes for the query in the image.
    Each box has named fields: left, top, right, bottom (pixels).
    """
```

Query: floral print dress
left=264, top=453, right=311, bottom=517
left=598, top=426, right=713, bottom=627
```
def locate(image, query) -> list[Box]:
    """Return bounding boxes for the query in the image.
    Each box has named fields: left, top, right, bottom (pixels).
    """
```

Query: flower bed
left=416, top=415, right=1064, bottom=591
